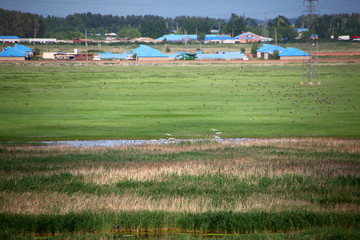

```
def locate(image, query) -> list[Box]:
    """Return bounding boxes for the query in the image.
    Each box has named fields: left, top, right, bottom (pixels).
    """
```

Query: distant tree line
left=0, top=8, right=359, bottom=40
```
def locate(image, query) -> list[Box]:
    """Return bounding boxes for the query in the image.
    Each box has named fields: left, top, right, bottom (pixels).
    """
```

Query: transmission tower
left=302, top=0, right=320, bottom=84
left=262, top=13, right=269, bottom=37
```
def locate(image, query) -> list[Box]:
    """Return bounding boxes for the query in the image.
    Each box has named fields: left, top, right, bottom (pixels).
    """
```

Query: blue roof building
left=256, top=44, right=286, bottom=54
left=197, top=52, right=245, bottom=60
left=279, top=47, right=311, bottom=60
left=0, top=45, right=30, bottom=60
left=156, top=35, right=197, bottom=42
left=279, top=48, right=311, bottom=57
left=97, top=52, right=131, bottom=60
left=204, top=34, right=235, bottom=43
left=0, top=36, right=20, bottom=43
left=256, top=44, right=286, bottom=59
left=132, top=45, right=168, bottom=58
left=13, top=44, right=34, bottom=54
left=296, top=28, right=309, bottom=33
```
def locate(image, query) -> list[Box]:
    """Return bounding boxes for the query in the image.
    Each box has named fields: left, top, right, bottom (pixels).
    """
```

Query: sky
left=0, top=0, right=359, bottom=19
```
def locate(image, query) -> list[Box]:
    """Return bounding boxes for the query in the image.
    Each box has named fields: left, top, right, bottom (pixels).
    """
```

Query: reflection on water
left=41, top=138, right=257, bottom=147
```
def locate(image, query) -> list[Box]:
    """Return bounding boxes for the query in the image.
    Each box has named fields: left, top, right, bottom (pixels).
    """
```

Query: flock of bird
left=204, top=72, right=356, bottom=125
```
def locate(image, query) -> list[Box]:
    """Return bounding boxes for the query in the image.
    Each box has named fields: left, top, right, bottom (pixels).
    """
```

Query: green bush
left=271, top=50, right=280, bottom=59
left=251, top=42, right=259, bottom=55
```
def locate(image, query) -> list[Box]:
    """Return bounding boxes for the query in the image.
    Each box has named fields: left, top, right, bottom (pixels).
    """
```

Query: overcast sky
left=0, top=0, right=359, bottom=19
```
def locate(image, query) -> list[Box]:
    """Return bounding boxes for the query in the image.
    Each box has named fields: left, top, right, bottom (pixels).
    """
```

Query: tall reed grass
left=1, top=211, right=360, bottom=237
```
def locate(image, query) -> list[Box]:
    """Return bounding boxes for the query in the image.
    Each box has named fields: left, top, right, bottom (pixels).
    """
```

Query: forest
left=0, top=8, right=359, bottom=40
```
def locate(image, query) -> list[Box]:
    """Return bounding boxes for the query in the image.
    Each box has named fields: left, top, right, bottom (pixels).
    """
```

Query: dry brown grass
left=1, top=140, right=359, bottom=216
left=2, top=191, right=358, bottom=215
left=2, top=139, right=359, bottom=182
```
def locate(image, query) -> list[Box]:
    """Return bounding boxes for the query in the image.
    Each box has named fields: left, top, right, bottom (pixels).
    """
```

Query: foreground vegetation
left=0, top=62, right=360, bottom=141
left=0, top=139, right=359, bottom=238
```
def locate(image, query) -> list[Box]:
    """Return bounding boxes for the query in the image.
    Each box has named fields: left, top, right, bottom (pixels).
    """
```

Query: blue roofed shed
left=0, top=45, right=29, bottom=60
left=132, top=45, right=169, bottom=61
left=14, top=44, right=35, bottom=56
left=279, top=48, right=311, bottom=60
left=0, top=36, right=20, bottom=43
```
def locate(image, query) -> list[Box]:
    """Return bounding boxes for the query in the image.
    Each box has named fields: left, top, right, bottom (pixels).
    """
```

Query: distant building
left=0, top=36, right=20, bottom=43
left=130, top=37, right=161, bottom=43
left=279, top=48, right=311, bottom=61
left=105, top=33, right=117, bottom=37
left=204, top=34, right=236, bottom=44
left=156, top=35, right=197, bottom=42
left=255, top=44, right=285, bottom=59
left=97, top=52, right=131, bottom=60
left=0, top=44, right=33, bottom=61
left=260, top=37, right=273, bottom=42
left=20, top=38, right=57, bottom=44
left=54, top=53, right=94, bottom=60
left=210, top=30, right=220, bottom=34
left=235, top=32, right=261, bottom=43
left=132, top=44, right=169, bottom=61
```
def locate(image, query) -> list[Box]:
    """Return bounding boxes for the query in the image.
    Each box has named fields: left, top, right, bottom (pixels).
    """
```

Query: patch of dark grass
left=1, top=211, right=359, bottom=237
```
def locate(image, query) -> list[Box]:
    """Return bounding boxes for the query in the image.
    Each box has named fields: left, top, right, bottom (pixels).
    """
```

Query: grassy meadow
left=0, top=62, right=360, bottom=141
left=0, top=139, right=360, bottom=238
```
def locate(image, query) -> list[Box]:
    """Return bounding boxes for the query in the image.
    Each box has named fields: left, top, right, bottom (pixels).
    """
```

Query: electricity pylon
left=302, top=0, right=320, bottom=85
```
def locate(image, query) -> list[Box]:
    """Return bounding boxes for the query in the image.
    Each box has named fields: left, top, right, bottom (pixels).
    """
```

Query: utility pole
left=85, top=28, right=88, bottom=62
left=274, top=27, right=277, bottom=44
left=34, top=18, right=39, bottom=39
left=302, top=0, right=320, bottom=84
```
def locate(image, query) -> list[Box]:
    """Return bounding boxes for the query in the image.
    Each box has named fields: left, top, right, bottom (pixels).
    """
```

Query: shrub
left=251, top=42, right=259, bottom=55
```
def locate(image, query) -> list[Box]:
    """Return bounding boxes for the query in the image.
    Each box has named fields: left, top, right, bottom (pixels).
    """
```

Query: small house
left=0, top=46, right=28, bottom=61
left=256, top=44, right=285, bottom=59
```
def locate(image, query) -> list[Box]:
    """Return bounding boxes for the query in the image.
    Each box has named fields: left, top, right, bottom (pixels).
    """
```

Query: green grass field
left=0, top=62, right=359, bottom=141
left=0, top=139, right=359, bottom=238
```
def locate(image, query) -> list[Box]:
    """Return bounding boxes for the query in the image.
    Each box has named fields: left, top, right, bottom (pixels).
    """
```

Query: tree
left=251, top=42, right=259, bottom=55
left=224, top=13, right=246, bottom=36
left=268, top=15, right=297, bottom=40
left=197, top=32, right=206, bottom=41
left=139, top=15, right=168, bottom=38
left=118, top=25, right=141, bottom=39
